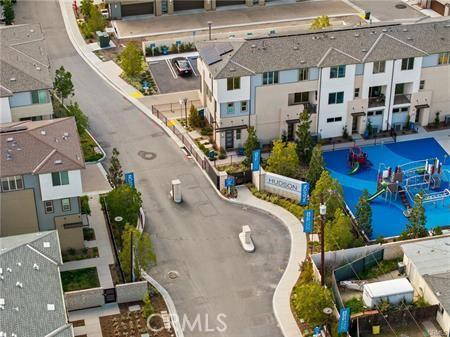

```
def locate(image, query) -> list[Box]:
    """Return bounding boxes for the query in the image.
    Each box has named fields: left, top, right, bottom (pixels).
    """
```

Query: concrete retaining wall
left=116, top=281, right=148, bottom=303
left=65, top=287, right=105, bottom=311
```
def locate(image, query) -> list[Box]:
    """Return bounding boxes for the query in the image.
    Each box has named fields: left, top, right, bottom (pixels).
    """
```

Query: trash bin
left=364, top=11, right=371, bottom=20
left=96, top=31, right=110, bottom=49
left=197, top=108, right=205, bottom=119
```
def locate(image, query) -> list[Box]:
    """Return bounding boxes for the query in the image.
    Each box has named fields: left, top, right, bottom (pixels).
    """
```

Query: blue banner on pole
left=251, top=149, right=261, bottom=172
left=300, top=182, right=310, bottom=206
left=337, top=307, right=351, bottom=334
left=225, top=177, right=235, bottom=188
left=303, top=209, right=314, bottom=233
left=124, top=172, right=135, bottom=189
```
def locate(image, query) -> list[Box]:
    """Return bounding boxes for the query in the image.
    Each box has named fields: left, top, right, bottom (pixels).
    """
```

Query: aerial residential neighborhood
left=0, top=0, right=449, bottom=336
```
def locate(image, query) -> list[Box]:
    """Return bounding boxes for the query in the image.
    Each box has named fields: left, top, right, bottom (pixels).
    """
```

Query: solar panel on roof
left=202, top=46, right=222, bottom=65
left=215, top=42, right=233, bottom=56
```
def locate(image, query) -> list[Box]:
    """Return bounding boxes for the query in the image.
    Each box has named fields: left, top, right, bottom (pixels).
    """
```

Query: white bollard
left=170, top=179, right=182, bottom=203
left=239, top=225, right=255, bottom=253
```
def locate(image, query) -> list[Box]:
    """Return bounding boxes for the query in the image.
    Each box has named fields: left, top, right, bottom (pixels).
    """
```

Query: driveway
left=149, top=57, right=201, bottom=94
left=14, top=1, right=291, bottom=336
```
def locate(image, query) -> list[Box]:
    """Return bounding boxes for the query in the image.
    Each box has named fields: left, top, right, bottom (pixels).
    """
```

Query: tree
left=292, top=282, right=334, bottom=327
left=107, top=148, right=124, bottom=188
left=86, top=5, right=106, bottom=35
left=310, top=170, right=343, bottom=222
left=188, top=104, right=201, bottom=128
left=325, top=209, right=354, bottom=251
left=142, top=292, right=154, bottom=319
left=80, top=0, right=94, bottom=18
left=66, top=102, right=89, bottom=135
left=53, top=66, right=74, bottom=104
left=403, top=193, right=427, bottom=239
left=296, top=109, right=314, bottom=164
left=244, top=126, right=260, bottom=167
left=310, top=15, right=331, bottom=30
left=105, top=184, right=142, bottom=233
left=266, top=139, right=299, bottom=178
left=3, top=0, right=14, bottom=25
left=355, top=189, right=373, bottom=238
left=120, top=225, right=156, bottom=281
left=306, top=145, right=324, bottom=190
left=120, top=42, right=143, bottom=78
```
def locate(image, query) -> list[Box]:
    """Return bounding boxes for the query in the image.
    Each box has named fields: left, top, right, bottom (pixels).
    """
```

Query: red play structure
left=348, top=145, right=371, bottom=174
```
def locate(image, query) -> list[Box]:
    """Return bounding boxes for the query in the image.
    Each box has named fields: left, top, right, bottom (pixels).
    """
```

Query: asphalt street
left=15, top=1, right=290, bottom=336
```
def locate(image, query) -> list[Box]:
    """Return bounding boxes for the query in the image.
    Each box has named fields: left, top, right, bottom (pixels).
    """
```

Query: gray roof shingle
left=0, top=231, right=74, bottom=337
left=0, top=24, right=52, bottom=95
left=197, top=19, right=450, bottom=79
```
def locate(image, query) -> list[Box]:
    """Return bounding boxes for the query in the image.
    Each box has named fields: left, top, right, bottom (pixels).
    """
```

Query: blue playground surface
left=323, top=138, right=450, bottom=239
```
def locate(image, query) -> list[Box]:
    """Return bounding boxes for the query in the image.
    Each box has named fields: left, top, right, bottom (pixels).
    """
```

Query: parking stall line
left=166, top=59, right=178, bottom=79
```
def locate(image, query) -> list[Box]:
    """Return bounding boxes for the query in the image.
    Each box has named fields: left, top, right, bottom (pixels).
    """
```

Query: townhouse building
left=108, top=0, right=285, bottom=19
left=0, top=24, right=54, bottom=123
left=0, top=118, right=86, bottom=250
left=196, top=19, right=450, bottom=150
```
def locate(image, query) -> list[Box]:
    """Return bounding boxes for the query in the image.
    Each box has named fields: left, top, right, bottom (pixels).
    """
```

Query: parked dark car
left=172, top=57, right=192, bottom=76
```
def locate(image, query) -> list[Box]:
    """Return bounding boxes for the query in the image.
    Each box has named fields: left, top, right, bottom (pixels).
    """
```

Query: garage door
left=216, top=0, right=245, bottom=6
left=121, top=2, right=154, bottom=16
left=430, top=0, right=445, bottom=14
left=173, top=0, right=204, bottom=11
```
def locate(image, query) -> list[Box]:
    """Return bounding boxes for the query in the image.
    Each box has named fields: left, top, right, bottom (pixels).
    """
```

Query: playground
left=323, top=138, right=450, bottom=239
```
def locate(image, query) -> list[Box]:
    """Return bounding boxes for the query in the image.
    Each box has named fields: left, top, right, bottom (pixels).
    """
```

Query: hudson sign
left=263, top=172, right=309, bottom=205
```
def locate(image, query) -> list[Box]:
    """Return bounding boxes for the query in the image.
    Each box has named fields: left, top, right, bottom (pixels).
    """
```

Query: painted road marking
left=166, top=59, right=178, bottom=79
left=131, top=91, right=143, bottom=98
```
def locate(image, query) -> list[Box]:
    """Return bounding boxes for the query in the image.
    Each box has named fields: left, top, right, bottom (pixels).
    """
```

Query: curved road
left=15, top=2, right=289, bottom=336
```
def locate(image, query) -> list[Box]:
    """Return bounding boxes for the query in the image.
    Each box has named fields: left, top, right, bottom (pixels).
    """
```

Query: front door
left=287, top=123, right=295, bottom=141
left=225, top=130, right=234, bottom=149
left=415, top=108, right=421, bottom=123
left=352, top=116, right=359, bottom=132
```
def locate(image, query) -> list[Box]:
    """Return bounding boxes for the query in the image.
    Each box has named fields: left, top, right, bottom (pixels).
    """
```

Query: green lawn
left=61, top=267, right=100, bottom=292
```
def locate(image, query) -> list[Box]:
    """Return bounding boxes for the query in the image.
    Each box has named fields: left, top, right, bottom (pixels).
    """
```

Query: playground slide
left=367, top=187, right=387, bottom=202
left=348, top=162, right=360, bottom=175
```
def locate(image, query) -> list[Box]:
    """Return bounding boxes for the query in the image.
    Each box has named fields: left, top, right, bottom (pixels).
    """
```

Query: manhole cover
left=395, top=3, right=407, bottom=8
left=168, top=271, right=179, bottom=279
left=138, top=151, right=157, bottom=160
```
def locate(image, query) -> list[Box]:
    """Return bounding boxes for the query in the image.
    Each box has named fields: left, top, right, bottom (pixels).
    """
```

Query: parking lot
left=149, top=56, right=200, bottom=94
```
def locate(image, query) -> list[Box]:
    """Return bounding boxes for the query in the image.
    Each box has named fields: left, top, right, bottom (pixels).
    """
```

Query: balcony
left=368, top=95, right=386, bottom=108
left=304, top=102, right=317, bottom=114
left=393, top=94, right=411, bottom=105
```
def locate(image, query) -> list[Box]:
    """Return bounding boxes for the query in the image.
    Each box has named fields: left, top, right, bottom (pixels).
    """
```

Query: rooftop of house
left=0, top=23, right=52, bottom=97
left=0, top=231, right=74, bottom=337
left=423, top=271, right=450, bottom=314
left=0, top=117, right=85, bottom=178
left=196, top=18, right=450, bottom=79
left=401, top=236, right=450, bottom=276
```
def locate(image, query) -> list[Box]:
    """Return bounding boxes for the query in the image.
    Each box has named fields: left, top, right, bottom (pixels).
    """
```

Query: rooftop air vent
left=251, top=44, right=256, bottom=49
left=30, top=29, right=34, bottom=33
left=36, top=66, right=41, bottom=71
left=293, top=46, right=299, bottom=50
left=43, top=242, right=50, bottom=248
left=407, top=37, right=413, bottom=41
left=330, top=36, right=335, bottom=40
left=63, top=132, right=69, bottom=138
left=16, top=262, right=21, bottom=267
left=403, top=28, right=408, bottom=32
left=362, top=49, right=367, bottom=52
left=40, top=130, right=46, bottom=136
left=300, top=60, right=306, bottom=64
left=0, top=299, right=4, bottom=305
left=382, top=29, right=387, bottom=32
left=6, top=153, right=12, bottom=161
left=33, top=264, right=39, bottom=271
left=10, top=77, right=16, bottom=82
left=47, top=304, right=55, bottom=311
left=16, top=282, right=23, bottom=288
left=54, top=160, right=63, bottom=165
left=354, top=33, right=360, bottom=37
left=6, top=268, right=12, bottom=273
left=229, top=67, right=236, bottom=72
left=6, top=137, right=13, bottom=142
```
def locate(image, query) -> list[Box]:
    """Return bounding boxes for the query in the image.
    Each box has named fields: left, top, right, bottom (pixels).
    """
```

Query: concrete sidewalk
left=61, top=195, right=115, bottom=289
left=232, top=186, right=307, bottom=337
left=113, top=0, right=360, bottom=39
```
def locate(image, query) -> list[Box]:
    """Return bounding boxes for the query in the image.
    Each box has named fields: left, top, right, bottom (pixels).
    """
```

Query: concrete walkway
left=232, top=186, right=307, bottom=337
left=61, top=195, right=115, bottom=289
left=69, top=303, right=120, bottom=337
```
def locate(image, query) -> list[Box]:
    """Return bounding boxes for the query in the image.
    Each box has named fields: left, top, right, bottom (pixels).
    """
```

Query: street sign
left=124, top=172, right=135, bottom=188
left=303, top=209, right=314, bottom=233
left=251, top=149, right=261, bottom=172
left=300, top=182, right=310, bottom=206
left=337, top=307, right=351, bottom=334
left=225, top=177, right=235, bottom=188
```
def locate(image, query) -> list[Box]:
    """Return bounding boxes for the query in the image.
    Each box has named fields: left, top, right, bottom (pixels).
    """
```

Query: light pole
left=207, top=21, right=213, bottom=41
left=319, top=196, right=327, bottom=286
left=183, top=97, right=188, bottom=125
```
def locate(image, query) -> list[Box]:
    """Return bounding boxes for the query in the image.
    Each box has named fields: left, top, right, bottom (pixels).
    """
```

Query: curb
left=85, top=128, right=107, bottom=164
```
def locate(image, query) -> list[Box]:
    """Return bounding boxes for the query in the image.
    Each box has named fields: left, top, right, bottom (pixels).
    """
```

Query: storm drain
left=138, top=150, right=157, bottom=160
left=168, top=270, right=179, bottom=279
left=395, top=3, right=407, bottom=8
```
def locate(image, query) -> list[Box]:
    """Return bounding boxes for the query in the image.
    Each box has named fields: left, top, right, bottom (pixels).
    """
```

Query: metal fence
left=322, top=136, right=396, bottom=152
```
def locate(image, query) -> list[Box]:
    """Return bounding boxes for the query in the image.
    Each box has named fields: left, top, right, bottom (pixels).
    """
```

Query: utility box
left=96, top=31, right=110, bottom=49
left=170, top=179, right=182, bottom=203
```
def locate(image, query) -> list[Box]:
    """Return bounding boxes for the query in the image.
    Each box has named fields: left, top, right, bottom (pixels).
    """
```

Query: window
left=373, top=61, right=386, bottom=74
left=1, top=176, right=24, bottom=192
left=328, top=92, right=344, bottom=104
left=227, top=103, right=234, bottom=114
left=395, top=83, right=405, bottom=95
left=44, top=201, right=54, bottom=214
left=298, top=68, right=309, bottom=81
left=401, top=57, right=414, bottom=70
left=31, top=90, right=49, bottom=104
left=227, top=77, right=240, bottom=90
left=51, top=171, right=69, bottom=186
left=262, top=71, right=279, bottom=85
left=438, top=52, right=449, bottom=65
left=367, top=110, right=383, bottom=116
left=294, top=92, right=309, bottom=103
left=419, top=80, right=425, bottom=90
left=236, top=129, right=241, bottom=140
left=393, top=107, right=409, bottom=114
left=354, top=88, right=360, bottom=98
left=330, top=65, right=346, bottom=78
left=326, top=117, right=343, bottom=123
left=61, top=198, right=71, bottom=212
left=241, top=101, right=248, bottom=112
